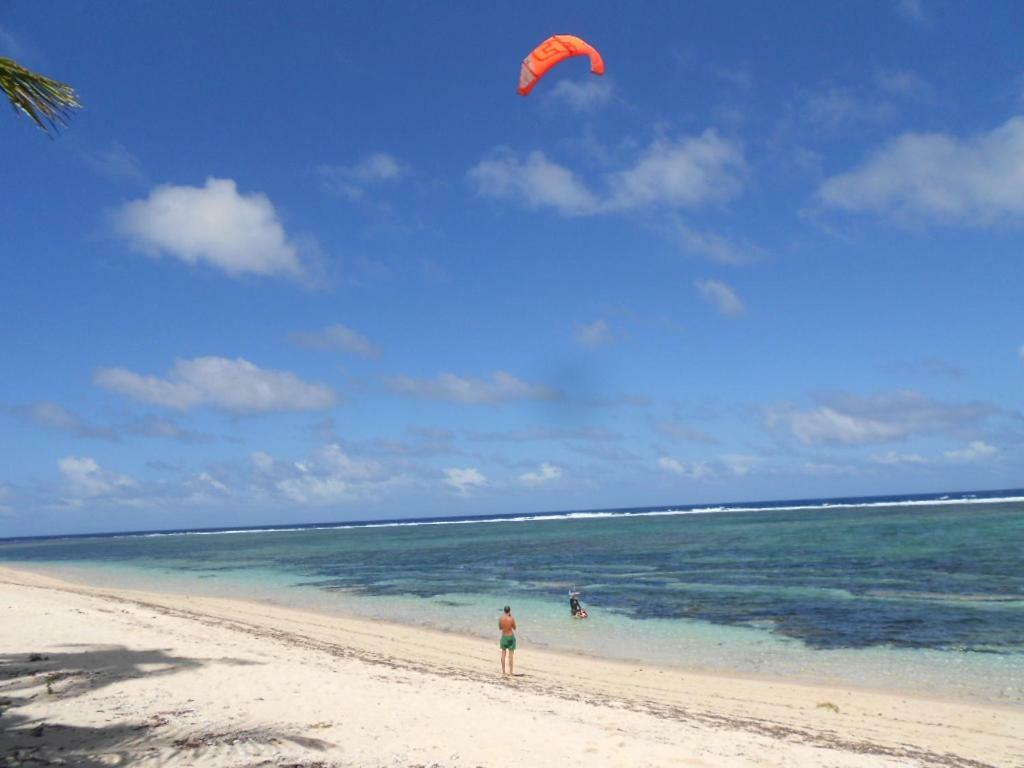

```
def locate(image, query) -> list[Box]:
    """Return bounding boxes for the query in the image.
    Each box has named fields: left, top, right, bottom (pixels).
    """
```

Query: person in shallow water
left=569, top=591, right=588, bottom=618
left=569, top=593, right=581, bottom=615
left=499, top=605, right=517, bottom=675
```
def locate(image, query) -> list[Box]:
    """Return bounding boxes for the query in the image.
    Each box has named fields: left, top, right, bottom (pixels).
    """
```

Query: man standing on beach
left=499, top=605, right=516, bottom=676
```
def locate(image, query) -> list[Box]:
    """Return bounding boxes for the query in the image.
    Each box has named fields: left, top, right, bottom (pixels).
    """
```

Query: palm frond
left=0, top=56, right=80, bottom=134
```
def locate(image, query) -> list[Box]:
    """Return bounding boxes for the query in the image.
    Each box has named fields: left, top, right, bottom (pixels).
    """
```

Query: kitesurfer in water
left=569, top=593, right=582, bottom=616
left=569, top=590, right=587, bottom=618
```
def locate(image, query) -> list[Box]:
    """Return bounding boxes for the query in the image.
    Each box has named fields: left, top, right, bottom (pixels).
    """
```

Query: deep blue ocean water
left=2, top=489, right=1022, bottom=701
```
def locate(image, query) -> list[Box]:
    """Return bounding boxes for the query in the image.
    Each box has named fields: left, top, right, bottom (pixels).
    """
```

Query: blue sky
left=1, top=1, right=1022, bottom=536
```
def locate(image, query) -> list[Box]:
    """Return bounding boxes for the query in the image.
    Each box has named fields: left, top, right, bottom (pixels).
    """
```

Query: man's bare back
left=498, top=606, right=517, bottom=675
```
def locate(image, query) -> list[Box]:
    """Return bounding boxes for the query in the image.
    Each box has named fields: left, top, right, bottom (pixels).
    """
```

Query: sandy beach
left=0, top=565, right=1020, bottom=768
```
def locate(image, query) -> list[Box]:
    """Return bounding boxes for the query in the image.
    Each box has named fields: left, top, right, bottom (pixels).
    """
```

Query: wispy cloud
left=443, top=467, right=488, bottom=496
left=387, top=371, right=558, bottom=404
left=720, top=453, right=762, bottom=476
left=0, top=25, right=23, bottom=57
left=880, top=358, right=965, bottom=379
left=84, top=142, right=145, bottom=183
left=671, top=221, right=761, bottom=265
left=654, top=420, right=717, bottom=444
left=608, top=131, right=746, bottom=210
left=113, top=178, right=313, bottom=283
left=696, top=279, right=745, bottom=316
left=519, top=462, right=563, bottom=487
left=574, top=319, right=614, bottom=347
left=469, top=130, right=746, bottom=216
left=871, top=450, right=929, bottom=465
left=59, top=456, right=136, bottom=500
left=256, top=443, right=396, bottom=504
left=895, top=0, right=927, bottom=24
left=763, top=391, right=996, bottom=445
left=124, top=415, right=219, bottom=444
left=944, top=440, right=998, bottom=462
left=465, top=427, right=620, bottom=443
left=14, top=402, right=118, bottom=441
left=799, top=86, right=895, bottom=130
left=545, top=79, right=615, bottom=111
left=290, top=323, right=380, bottom=358
left=657, top=457, right=713, bottom=479
left=875, top=69, right=934, bottom=101
left=872, top=441, right=999, bottom=465
left=468, top=150, right=599, bottom=216
left=819, top=116, right=1024, bottom=226
left=13, top=402, right=218, bottom=444
left=587, top=393, right=651, bottom=408
left=317, top=152, right=406, bottom=200
left=95, top=357, right=337, bottom=413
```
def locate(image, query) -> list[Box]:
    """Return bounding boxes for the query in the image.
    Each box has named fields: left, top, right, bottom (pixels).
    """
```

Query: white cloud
left=574, top=319, right=613, bottom=347
left=317, top=152, right=405, bottom=200
left=387, top=371, right=558, bottom=404
left=943, top=441, right=998, bottom=463
left=764, top=392, right=995, bottom=445
left=252, top=444, right=395, bottom=505
left=196, top=472, right=228, bottom=494
left=820, top=116, right=1024, bottom=226
left=1018, top=344, right=1024, bottom=362
left=658, top=457, right=713, bottom=479
left=766, top=405, right=912, bottom=445
left=95, top=356, right=337, bottom=413
left=113, top=178, right=309, bottom=281
left=608, top=131, right=746, bottom=210
left=443, top=467, right=488, bottom=496
left=468, top=150, right=599, bottom=216
left=546, top=79, right=614, bottom=111
left=58, top=457, right=136, bottom=498
left=469, top=131, right=746, bottom=217
left=696, top=279, right=745, bottom=316
left=519, top=463, right=563, bottom=487
left=290, top=324, right=380, bottom=358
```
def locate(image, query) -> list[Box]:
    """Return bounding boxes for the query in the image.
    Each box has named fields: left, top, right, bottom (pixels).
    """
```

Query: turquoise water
left=2, top=494, right=1023, bottom=704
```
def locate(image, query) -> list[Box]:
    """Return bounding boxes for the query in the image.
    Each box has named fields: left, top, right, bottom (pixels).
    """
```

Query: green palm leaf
left=0, top=56, right=80, bottom=134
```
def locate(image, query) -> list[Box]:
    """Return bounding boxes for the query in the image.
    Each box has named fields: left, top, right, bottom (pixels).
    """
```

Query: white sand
left=0, top=565, right=1020, bottom=767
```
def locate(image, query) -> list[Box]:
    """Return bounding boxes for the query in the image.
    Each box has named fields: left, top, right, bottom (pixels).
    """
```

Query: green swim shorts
left=500, top=635, right=517, bottom=651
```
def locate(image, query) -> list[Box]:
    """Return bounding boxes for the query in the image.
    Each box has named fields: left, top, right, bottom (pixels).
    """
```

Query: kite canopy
left=518, top=35, right=605, bottom=96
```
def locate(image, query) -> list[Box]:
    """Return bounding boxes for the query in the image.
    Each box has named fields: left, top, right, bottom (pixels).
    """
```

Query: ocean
left=2, top=489, right=1022, bottom=704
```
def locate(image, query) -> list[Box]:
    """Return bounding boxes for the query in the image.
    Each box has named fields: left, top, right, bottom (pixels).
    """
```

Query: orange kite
left=518, top=35, right=605, bottom=96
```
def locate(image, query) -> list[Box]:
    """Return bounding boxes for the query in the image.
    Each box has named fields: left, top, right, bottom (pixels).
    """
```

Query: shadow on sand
left=0, top=645, right=332, bottom=767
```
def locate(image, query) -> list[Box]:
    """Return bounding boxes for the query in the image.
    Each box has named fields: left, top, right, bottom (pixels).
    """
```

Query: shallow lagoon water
left=2, top=493, right=1022, bottom=704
